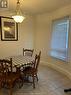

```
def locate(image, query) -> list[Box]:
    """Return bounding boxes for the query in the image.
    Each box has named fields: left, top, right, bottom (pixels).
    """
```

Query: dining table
left=5, top=55, right=35, bottom=71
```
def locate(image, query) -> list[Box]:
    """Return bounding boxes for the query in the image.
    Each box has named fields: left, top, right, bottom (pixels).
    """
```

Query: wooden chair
left=23, top=48, right=34, bottom=56
left=23, top=51, right=41, bottom=88
left=0, top=58, right=22, bottom=95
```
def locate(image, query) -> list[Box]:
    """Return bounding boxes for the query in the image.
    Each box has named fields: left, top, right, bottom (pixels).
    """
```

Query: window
left=50, top=17, right=69, bottom=61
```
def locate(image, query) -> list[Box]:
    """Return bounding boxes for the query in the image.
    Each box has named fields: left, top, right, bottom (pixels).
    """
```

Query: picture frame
left=0, top=17, right=18, bottom=41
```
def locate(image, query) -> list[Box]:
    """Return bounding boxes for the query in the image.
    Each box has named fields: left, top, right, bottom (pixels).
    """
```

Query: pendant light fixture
left=12, top=0, right=25, bottom=23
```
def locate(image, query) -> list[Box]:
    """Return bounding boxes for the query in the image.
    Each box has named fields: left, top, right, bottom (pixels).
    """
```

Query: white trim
left=40, top=61, right=71, bottom=80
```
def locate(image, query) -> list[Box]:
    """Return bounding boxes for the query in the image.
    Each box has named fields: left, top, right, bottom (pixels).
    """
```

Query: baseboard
left=40, top=61, right=71, bottom=80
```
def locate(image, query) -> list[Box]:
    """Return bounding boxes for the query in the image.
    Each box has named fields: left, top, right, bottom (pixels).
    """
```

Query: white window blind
left=50, top=17, right=69, bottom=61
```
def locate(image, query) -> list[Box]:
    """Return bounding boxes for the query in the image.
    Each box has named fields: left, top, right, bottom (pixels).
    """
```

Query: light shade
left=12, top=0, right=25, bottom=23
left=12, top=15, right=25, bottom=23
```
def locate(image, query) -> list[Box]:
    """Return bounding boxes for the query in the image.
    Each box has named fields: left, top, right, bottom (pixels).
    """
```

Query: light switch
left=0, top=0, right=8, bottom=8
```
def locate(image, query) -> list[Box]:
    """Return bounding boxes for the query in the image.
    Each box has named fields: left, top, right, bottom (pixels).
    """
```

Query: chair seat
left=23, top=67, right=37, bottom=74
left=5, top=72, right=20, bottom=83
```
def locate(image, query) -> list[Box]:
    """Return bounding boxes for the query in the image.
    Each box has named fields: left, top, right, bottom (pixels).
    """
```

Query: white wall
left=0, top=12, right=35, bottom=58
left=35, top=5, right=71, bottom=78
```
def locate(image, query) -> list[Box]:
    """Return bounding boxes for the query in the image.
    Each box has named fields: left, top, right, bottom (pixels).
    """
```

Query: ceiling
left=0, top=0, right=71, bottom=15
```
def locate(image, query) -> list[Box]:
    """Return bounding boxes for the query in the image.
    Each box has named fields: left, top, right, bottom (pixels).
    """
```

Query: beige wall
left=0, top=12, right=35, bottom=58
left=35, top=5, right=71, bottom=77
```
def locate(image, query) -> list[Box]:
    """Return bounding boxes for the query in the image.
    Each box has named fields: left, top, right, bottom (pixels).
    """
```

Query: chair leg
left=0, top=82, right=2, bottom=89
left=32, top=74, right=35, bottom=88
left=0, top=82, right=2, bottom=95
left=9, top=84, right=12, bottom=95
left=36, top=74, right=38, bottom=81
left=18, top=78, right=23, bottom=88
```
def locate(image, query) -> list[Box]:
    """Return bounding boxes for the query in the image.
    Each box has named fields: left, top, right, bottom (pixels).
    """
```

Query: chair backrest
left=34, top=51, right=41, bottom=70
left=0, top=58, right=12, bottom=75
left=23, top=48, right=34, bottom=56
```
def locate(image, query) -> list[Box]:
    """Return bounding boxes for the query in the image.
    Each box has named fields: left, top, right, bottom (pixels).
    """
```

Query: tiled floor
left=0, top=65, right=71, bottom=95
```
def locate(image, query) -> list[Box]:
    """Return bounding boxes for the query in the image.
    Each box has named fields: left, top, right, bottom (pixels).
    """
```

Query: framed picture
left=1, top=17, right=18, bottom=41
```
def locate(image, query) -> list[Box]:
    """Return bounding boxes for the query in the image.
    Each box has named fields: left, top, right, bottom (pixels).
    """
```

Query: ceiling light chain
left=17, top=0, right=20, bottom=7
left=16, top=0, right=21, bottom=15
